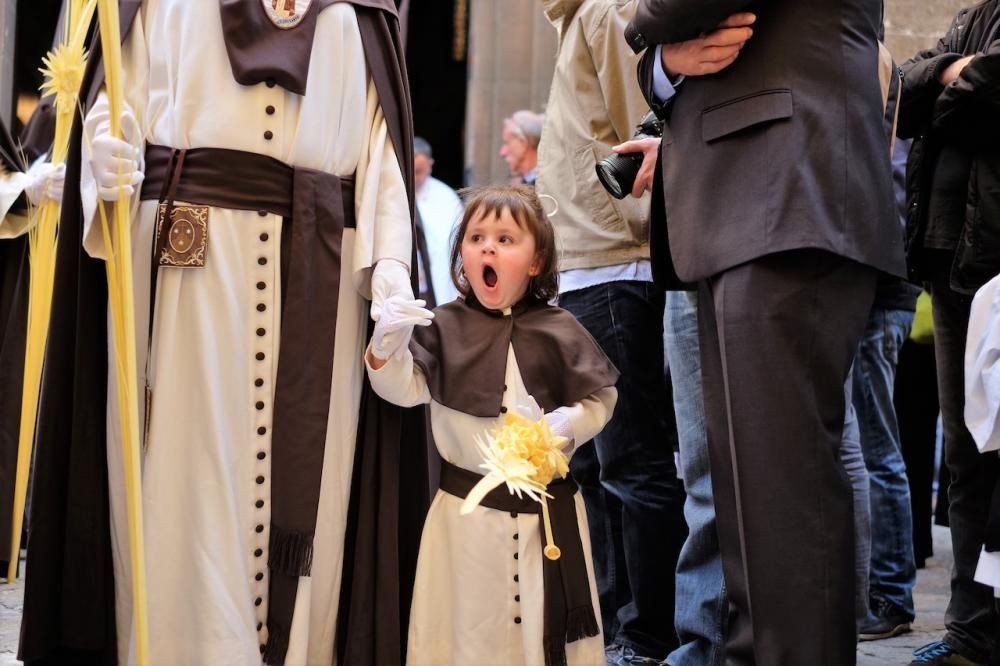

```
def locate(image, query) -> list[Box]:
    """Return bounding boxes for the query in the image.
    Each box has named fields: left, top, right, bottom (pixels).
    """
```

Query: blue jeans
left=561, top=281, right=687, bottom=658
left=842, top=369, right=872, bottom=626
left=663, top=290, right=726, bottom=666
left=853, top=308, right=917, bottom=617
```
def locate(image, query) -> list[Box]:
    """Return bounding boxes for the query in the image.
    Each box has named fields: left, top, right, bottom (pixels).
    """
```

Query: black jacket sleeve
left=932, top=45, right=1000, bottom=147
left=629, top=0, right=757, bottom=47
left=897, top=11, right=965, bottom=139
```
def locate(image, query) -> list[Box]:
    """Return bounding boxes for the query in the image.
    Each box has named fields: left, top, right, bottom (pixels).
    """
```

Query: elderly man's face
left=499, top=121, right=531, bottom=177
left=414, top=153, right=433, bottom=190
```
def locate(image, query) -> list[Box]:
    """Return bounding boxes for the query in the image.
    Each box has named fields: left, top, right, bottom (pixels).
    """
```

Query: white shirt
left=415, top=175, right=462, bottom=304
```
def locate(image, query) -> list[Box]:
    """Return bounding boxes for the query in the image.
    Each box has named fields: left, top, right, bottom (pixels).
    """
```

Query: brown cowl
left=411, top=294, right=619, bottom=417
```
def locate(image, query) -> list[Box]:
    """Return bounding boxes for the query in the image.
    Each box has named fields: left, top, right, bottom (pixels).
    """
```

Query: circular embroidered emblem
left=261, top=0, right=311, bottom=29
left=168, top=218, right=196, bottom=253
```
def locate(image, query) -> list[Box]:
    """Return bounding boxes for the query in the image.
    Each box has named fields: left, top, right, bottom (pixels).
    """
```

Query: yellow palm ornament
left=8, top=0, right=96, bottom=584
left=461, top=410, right=570, bottom=560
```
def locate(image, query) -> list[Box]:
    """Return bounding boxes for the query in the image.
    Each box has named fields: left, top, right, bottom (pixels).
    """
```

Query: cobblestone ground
left=0, top=527, right=957, bottom=665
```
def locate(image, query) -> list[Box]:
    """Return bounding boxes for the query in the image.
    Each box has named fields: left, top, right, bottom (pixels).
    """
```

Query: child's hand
left=371, top=295, right=434, bottom=361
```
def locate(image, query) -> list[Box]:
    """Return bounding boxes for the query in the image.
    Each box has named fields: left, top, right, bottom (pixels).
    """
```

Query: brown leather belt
left=140, top=143, right=355, bottom=662
left=141, top=144, right=355, bottom=226
left=439, top=459, right=599, bottom=666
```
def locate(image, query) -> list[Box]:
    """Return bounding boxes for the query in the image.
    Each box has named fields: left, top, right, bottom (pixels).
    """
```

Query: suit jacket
left=629, top=0, right=906, bottom=284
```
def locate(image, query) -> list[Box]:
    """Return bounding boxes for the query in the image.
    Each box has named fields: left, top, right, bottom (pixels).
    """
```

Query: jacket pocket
left=701, top=89, right=793, bottom=142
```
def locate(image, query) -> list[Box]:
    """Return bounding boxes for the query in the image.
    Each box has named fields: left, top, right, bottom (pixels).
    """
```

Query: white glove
left=371, top=258, right=414, bottom=322
left=371, top=294, right=434, bottom=361
left=87, top=106, right=144, bottom=202
left=544, top=411, right=574, bottom=446
left=24, top=161, right=66, bottom=206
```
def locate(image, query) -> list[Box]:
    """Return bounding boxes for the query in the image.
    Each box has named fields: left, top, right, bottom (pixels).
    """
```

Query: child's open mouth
left=483, top=266, right=498, bottom=289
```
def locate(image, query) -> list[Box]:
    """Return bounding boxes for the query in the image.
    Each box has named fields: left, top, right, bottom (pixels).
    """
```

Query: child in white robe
left=365, top=185, right=618, bottom=665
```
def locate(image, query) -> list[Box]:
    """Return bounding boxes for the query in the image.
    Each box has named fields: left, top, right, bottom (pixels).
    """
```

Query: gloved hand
left=24, top=161, right=66, bottom=206
left=371, top=258, right=414, bottom=322
left=86, top=105, right=144, bottom=202
left=544, top=411, right=574, bottom=447
left=371, top=294, right=434, bottom=361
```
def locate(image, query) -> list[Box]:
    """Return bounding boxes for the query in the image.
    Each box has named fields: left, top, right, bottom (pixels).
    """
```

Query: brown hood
left=411, top=294, right=619, bottom=418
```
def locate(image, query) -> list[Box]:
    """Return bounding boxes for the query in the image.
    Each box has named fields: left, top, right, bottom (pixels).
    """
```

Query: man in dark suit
left=621, top=2, right=907, bottom=663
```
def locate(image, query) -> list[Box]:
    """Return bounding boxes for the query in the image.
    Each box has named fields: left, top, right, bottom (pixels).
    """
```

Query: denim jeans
left=841, top=369, right=872, bottom=627
left=928, top=272, right=1000, bottom=662
left=852, top=308, right=917, bottom=617
left=663, top=290, right=726, bottom=666
left=561, top=281, right=687, bottom=659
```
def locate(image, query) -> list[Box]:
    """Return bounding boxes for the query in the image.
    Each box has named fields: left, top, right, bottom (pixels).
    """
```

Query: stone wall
left=884, top=0, right=967, bottom=62
left=464, top=1, right=972, bottom=186
left=0, top=3, right=15, bottom=128
left=464, top=1, right=557, bottom=186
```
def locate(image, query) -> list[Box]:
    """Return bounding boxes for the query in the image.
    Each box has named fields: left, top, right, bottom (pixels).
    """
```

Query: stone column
left=0, top=2, right=15, bottom=128
left=464, top=0, right=557, bottom=186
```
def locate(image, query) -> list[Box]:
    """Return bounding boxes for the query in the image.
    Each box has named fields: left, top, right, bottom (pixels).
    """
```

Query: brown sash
left=141, top=144, right=353, bottom=663
left=438, top=460, right=599, bottom=666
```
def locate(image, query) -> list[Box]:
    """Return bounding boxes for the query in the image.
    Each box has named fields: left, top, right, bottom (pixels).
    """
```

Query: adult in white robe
left=78, top=2, right=414, bottom=664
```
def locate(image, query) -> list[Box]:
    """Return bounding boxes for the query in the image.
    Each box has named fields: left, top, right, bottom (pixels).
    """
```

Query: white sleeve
left=364, top=342, right=432, bottom=408
left=353, top=79, right=413, bottom=298
left=0, top=167, right=34, bottom=239
left=555, top=386, right=619, bottom=454
left=965, top=275, right=1000, bottom=453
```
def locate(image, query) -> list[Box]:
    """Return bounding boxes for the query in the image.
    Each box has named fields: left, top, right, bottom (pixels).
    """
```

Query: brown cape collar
left=219, top=0, right=399, bottom=95
left=410, top=294, right=619, bottom=418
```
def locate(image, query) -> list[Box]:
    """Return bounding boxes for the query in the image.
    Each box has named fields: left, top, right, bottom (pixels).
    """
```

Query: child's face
left=460, top=207, right=540, bottom=311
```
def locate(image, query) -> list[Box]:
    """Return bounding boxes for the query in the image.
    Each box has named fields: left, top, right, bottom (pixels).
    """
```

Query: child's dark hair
left=449, top=185, right=559, bottom=302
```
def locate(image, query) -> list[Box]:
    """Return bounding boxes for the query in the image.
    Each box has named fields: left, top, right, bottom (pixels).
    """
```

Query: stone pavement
left=0, top=527, right=958, bottom=665
left=0, top=572, right=21, bottom=666
left=859, top=525, right=953, bottom=666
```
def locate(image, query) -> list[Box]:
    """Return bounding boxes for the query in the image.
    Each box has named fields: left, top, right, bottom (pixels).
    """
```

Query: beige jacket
left=536, top=0, right=651, bottom=271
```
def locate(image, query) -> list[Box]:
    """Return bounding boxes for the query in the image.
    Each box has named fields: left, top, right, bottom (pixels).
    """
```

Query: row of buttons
left=511, top=512, right=521, bottom=625
left=253, top=205, right=274, bottom=653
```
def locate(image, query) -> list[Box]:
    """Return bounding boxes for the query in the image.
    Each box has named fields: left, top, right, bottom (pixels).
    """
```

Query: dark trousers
left=895, top=338, right=940, bottom=567
left=928, top=273, right=1000, bottom=663
left=697, top=250, right=876, bottom=666
left=560, top=281, right=687, bottom=658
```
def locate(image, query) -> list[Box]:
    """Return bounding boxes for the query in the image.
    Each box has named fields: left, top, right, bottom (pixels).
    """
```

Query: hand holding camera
left=597, top=111, right=663, bottom=199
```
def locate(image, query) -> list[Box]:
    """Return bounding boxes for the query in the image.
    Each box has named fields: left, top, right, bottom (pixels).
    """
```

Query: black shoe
left=859, top=596, right=913, bottom=641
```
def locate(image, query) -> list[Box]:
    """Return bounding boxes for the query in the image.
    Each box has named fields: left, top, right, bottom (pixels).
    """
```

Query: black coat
left=898, top=0, right=1000, bottom=293
left=628, top=0, right=905, bottom=285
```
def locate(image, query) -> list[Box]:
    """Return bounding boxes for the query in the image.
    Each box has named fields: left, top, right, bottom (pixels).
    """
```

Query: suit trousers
left=696, top=249, right=877, bottom=666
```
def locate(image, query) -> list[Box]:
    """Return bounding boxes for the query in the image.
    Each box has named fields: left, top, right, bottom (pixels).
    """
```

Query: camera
left=595, top=111, right=663, bottom=200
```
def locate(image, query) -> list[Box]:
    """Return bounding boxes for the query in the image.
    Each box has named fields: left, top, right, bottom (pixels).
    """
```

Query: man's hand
left=940, top=55, right=974, bottom=85
left=611, top=137, right=661, bottom=198
left=661, top=13, right=756, bottom=78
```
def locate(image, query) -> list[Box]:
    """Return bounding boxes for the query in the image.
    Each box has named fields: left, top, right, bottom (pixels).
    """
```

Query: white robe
left=964, top=273, right=1000, bottom=596
left=79, top=3, right=412, bottom=664
left=367, top=332, right=616, bottom=666
left=415, top=176, right=462, bottom=305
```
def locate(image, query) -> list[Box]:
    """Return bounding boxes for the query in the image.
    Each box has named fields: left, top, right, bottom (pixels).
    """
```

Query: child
left=366, top=185, right=619, bottom=665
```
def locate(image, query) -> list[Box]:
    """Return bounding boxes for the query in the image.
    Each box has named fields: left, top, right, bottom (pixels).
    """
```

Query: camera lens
left=596, top=153, right=642, bottom=200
